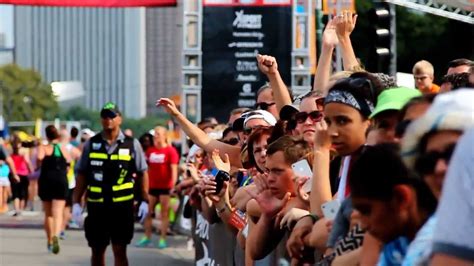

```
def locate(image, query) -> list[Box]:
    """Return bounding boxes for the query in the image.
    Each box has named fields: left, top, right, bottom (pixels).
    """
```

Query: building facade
left=14, top=7, right=147, bottom=118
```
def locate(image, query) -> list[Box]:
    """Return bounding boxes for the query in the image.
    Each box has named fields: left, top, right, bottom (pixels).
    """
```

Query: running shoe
left=135, top=237, right=152, bottom=247
left=158, top=238, right=167, bottom=249
left=47, top=242, right=52, bottom=253
left=59, top=231, right=66, bottom=240
left=68, top=220, right=80, bottom=229
left=51, top=236, right=60, bottom=254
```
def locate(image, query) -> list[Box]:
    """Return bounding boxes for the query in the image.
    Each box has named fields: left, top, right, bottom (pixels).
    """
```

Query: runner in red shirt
left=136, top=126, right=179, bottom=249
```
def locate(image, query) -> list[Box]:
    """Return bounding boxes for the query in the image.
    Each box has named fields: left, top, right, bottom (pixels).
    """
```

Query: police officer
left=72, top=102, right=149, bottom=266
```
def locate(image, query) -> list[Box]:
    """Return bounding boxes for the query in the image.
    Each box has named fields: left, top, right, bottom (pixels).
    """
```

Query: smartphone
left=321, top=200, right=341, bottom=220
left=214, top=170, right=230, bottom=195
left=291, top=159, right=313, bottom=193
left=236, top=171, right=245, bottom=187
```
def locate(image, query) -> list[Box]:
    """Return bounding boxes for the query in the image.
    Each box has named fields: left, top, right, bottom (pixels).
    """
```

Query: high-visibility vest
left=85, top=134, right=137, bottom=205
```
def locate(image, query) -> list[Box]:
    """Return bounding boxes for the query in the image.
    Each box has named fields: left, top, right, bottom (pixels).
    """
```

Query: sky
left=0, top=5, right=14, bottom=47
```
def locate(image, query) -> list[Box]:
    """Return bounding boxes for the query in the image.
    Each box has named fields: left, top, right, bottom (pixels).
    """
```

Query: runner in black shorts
left=135, top=126, right=179, bottom=249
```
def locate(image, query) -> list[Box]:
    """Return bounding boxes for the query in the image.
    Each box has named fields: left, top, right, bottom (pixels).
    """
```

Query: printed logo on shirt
left=149, top=153, right=166, bottom=164
left=92, top=143, right=102, bottom=150
left=118, top=148, right=130, bottom=155
left=94, top=172, right=103, bottom=182
left=90, top=160, right=103, bottom=166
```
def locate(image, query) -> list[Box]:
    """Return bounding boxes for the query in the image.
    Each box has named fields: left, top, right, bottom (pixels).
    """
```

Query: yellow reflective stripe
left=112, top=194, right=134, bottom=202
left=117, top=177, right=124, bottom=185
left=88, top=186, right=102, bottom=193
left=87, top=197, right=104, bottom=203
left=89, top=153, right=108, bottom=159
left=112, top=182, right=133, bottom=191
left=110, top=154, right=131, bottom=161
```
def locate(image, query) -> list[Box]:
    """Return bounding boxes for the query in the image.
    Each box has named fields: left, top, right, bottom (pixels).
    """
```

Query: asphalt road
left=0, top=207, right=194, bottom=266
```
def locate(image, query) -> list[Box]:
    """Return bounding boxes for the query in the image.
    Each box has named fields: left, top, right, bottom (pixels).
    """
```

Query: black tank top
left=40, top=144, right=67, bottom=180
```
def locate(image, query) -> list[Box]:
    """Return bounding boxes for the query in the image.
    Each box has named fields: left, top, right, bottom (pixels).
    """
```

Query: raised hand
left=295, top=176, right=310, bottom=203
left=335, top=10, right=358, bottom=39
left=314, top=119, right=331, bottom=150
left=203, top=175, right=228, bottom=203
left=156, top=98, right=180, bottom=116
left=256, top=54, right=279, bottom=76
left=211, top=149, right=231, bottom=173
left=245, top=173, right=290, bottom=218
left=186, top=163, right=201, bottom=183
left=322, top=18, right=339, bottom=48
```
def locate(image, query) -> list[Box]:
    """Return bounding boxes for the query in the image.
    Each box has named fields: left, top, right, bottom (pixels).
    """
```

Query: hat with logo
left=232, top=110, right=277, bottom=131
left=100, top=102, right=121, bottom=119
left=243, top=110, right=277, bottom=128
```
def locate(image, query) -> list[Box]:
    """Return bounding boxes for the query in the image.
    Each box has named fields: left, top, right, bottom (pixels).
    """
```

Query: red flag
left=0, top=0, right=176, bottom=7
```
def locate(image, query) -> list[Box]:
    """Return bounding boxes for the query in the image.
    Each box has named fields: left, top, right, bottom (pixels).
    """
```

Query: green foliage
left=59, top=105, right=170, bottom=136
left=0, top=64, right=59, bottom=121
left=351, top=1, right=473, bottom=81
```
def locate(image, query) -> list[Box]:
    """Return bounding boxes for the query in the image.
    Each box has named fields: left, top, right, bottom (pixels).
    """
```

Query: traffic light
left=368, top=1, right=393, bottom=74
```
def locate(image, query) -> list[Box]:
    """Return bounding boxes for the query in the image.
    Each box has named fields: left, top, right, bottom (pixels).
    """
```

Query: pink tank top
left=11, top=154, right=29, bottom=176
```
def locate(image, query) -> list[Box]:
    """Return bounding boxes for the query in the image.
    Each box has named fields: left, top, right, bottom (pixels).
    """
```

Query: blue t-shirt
left=402, top=215, right=436, bottom=266
left=0, top=163, right=10, bottom=179
left=377, top=237, right=410, bottom=266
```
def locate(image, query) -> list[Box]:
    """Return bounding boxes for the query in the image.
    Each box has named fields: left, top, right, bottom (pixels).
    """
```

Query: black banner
left=202, top=5, right=292, bottom=122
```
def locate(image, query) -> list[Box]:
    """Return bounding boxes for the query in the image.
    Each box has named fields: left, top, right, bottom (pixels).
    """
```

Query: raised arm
left=335, top=11, right=360, bottom=71
left=313, top=18, right=339, bottom=95
left=156, top=98, right=242, bottom=168
left=310, top=120, right=333, bottom=216
left=257, top=54, right=292, bottom=113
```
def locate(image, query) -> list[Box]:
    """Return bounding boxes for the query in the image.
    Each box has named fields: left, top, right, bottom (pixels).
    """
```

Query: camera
left=214, top=170, right=230, bottom=194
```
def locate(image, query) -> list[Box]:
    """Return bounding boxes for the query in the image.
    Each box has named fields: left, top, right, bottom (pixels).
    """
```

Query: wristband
left=299, top=213, right=319, bottom=224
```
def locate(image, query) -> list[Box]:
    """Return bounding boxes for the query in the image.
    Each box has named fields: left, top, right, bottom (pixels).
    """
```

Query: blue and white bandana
left=324, top=89, right=375, bottom=117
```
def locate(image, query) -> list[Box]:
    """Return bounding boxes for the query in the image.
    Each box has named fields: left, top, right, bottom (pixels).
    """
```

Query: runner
left=37, top=125, right=71, bottom=254
left=136, top=126, right=179, bottom=249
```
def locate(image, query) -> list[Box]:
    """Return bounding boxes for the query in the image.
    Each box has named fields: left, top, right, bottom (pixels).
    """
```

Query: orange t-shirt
left=420, top=84, right=440, bottom=94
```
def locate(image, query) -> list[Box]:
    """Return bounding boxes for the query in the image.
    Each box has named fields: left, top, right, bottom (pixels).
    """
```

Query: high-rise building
left=145, top=4, right=183, bottom=115
left=14, top=7, right=147, bottom=118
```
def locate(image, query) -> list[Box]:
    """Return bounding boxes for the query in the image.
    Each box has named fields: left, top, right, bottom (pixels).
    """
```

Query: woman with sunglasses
left=292, top=91, right=326, bottom=147
left=399, top=89, right=474, bottom=265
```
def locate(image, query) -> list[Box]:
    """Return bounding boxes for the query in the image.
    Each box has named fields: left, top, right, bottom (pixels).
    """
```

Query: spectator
left=412, top=60, right=440, bottom=94
left=431, top=127, right=474, bottom=265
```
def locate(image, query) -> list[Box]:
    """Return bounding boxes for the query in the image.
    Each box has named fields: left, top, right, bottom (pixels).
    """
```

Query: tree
left=0, top=64, right=59, bottom=121
left=59, top=105, right=170, bottom=137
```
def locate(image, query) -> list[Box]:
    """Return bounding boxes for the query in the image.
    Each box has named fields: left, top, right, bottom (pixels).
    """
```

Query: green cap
left=100, top=102, right=121, bottom=118
left=370, top=87, right=422, bottom=118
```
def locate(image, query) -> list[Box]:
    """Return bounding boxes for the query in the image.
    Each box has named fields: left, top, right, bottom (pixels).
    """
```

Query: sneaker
left=68, top=220, right=80, bottom=229
left=135, top=237, right=152, bottom=248
left=59, top=231, right=66, bottom=240
left=51, top=236, right=60, bottom=254
left=158, top=238, right=167, bottom=249
left=47, top=242, right=52, bottom=253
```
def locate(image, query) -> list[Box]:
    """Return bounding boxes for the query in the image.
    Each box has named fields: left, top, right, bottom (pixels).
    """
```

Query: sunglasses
left=243, top=125, right=269, bottom=135
left=415, top=144, right=456, bottom=175
left=255, top=102, right=276, bottom=111
left=294, top=111, right=323, bottom=124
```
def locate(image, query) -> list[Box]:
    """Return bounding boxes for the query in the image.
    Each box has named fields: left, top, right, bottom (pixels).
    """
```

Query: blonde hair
left=412, top=60, right=434, bottom=76
left=153, top=126, right=169, bottom=144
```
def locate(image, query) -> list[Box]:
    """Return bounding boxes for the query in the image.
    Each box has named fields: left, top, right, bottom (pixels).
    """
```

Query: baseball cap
left=279, top=104, right=300, bottom=121
left=401, top=89, right=474, bottom=168
left=100, top=102, right=121, bottom=119
left=370, top=87, right=422, bottom=119
left=243, top=110, right=277, bottom=128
